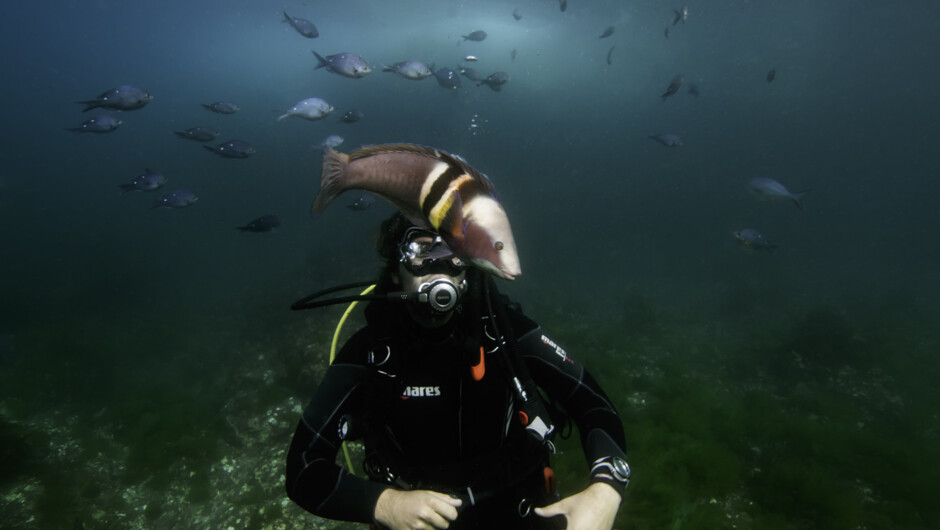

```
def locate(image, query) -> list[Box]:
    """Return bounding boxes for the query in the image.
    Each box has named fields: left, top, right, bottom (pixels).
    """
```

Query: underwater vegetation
left=539, top=286, right=940, bottom=530
left=1, top=284, right=938, bottom=529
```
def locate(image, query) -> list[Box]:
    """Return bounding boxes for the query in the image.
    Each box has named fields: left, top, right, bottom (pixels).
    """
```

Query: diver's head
left=376, top=213, right=469, bottom=327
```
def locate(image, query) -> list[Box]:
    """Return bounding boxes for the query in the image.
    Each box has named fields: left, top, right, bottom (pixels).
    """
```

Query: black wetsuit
left=285, top=291, right=627, bottom=528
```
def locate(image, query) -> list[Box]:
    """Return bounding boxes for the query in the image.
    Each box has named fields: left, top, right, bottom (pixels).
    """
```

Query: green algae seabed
left=536, top=283, right=940, bottom=530
left=1, top=286, right=938, bottom=529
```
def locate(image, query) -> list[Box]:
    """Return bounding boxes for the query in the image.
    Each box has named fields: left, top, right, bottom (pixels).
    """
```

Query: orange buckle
left=470, top=346, right=485, bottom=381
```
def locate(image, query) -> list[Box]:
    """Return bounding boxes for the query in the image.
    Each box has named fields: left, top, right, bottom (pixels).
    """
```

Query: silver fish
left=648, top=133, right=683, bottom=147
left=382, top=61, right=433, bottom=80
left=746, top=177, right=810, bottom=210
left=734, top=228, right=776, bottom=253
left=202, top=101, right=240, bottom=114
left=312, top=144, right=521, bottom=280
left=315, top=134, right=344, bottom=151
left=312, top=51, right=372, bottom=79
left=67, top=115, right=122, bottom=133
left=77, top=85, right=152, bottom=112
left=282, top=11, right=318, bottom=38
left=278, top=97, right=333, bottom=121
left=464, top=55, right=479, bottom=62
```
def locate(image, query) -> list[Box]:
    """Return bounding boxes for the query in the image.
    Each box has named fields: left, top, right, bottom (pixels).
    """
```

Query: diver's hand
left=533, top=482, right=621, bottom=530
left=374, top=488, right=462, bottom=529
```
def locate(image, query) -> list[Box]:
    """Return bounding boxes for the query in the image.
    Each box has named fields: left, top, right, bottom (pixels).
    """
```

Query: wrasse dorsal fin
left=349, top=143, right=497, bottom=196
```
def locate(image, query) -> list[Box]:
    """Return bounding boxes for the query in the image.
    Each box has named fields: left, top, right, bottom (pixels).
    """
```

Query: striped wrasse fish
left=312, top=143, right=521, bottom=280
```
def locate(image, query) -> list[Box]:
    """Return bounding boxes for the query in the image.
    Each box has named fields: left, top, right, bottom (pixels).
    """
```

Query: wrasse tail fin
left=312, top=149, right=350, bottom=215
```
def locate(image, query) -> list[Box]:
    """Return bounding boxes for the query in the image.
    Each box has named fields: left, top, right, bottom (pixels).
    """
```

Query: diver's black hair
left=374, top=212, right=415, bottom=294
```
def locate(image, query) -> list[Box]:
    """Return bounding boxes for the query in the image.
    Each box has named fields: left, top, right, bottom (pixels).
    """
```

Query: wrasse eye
left=494, top=241, right=504, bottom=251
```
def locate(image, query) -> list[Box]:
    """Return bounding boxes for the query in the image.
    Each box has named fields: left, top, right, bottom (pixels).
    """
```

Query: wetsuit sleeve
left=512, top=312, right=629, bottom=496
left=284, top=338, right=388, bottom=523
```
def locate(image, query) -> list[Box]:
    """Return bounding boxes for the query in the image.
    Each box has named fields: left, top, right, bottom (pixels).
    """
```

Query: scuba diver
left=285, top=212, right=629, bottom=529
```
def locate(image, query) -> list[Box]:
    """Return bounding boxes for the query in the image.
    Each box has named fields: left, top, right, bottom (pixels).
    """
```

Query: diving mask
left=398, top=227, right=468, bottom=276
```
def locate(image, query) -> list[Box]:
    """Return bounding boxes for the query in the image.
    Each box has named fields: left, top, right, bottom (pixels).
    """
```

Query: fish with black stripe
left=312, top=144, right=521, bottom=280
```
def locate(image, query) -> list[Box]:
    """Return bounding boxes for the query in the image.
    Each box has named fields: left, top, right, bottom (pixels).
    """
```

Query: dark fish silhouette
left=607, top=46, right=614, bottom=65
left=433, top=67, right=461, bottom=89
left=236, top=215, right=280, bottom=232
left=767, top=68, right=777, bottom=83
left=560, top=0, right=567, bottom=13
left=204, top=140, right=256, bottom=158
left=513, top=8, right=523, bottom=21
left=665, top=27, right=670, bottom=39
left=460, top=67, right=481, bottom=82
left=202, top=101, right=240, bottom=114
left=599, top=26, right=615, bottom=39
left=67, top=115, right=121, bottom=133
left=661, top=75, right=684, bottom=102
left=462, top=30, right=487, bottom=42
left=173, top=126, right=219, bottom=142
left=673, top=6, right=688, bottom=25
left=479, top=72, right=509, bottom=92
left=77, top=85, right=152, bottom=112
left=118, top=169, right=166, bottom=194
left=648, top=134, right=683, bottom=147
left=338, top=109, right=364, bottom=123
left=153, top=189, right=197, bottom=209
left=282, top=11, right=318, bottom=38
left=688, top=83, right=700, bottom=96
left=346, top=194, right=376, bottom=211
